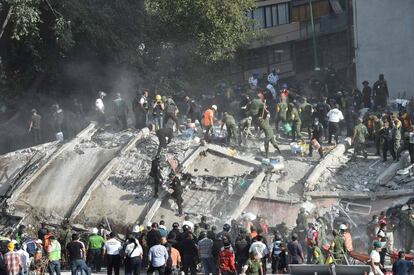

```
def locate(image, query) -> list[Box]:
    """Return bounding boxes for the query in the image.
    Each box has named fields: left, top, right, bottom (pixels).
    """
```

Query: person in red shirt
left=4, top=242, right=21, bottom=275
left=279, top=83, right=289, bottom=100
left=305, top=223, right=318, bottom=264
left=201, top=105, right=217, bottom=141
left=218, top=241, right=236, bottom=275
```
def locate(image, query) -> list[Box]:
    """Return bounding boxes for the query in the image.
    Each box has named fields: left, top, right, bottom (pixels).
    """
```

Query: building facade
left=229, top=0, right=353, bottom=83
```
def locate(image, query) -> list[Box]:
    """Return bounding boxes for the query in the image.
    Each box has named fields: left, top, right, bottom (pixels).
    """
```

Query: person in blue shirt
left=392, top=251, right=413, bottom=275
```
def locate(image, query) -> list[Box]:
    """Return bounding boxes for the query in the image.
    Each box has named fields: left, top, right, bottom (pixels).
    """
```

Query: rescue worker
left=352, top=118, right=368, bottom=160
left=352, top=88, right=363, bottom=110
left=326, top=104, right=344, bottom=145
left=112, top=93, right=128, bottom=130
left=132, top=90, right=149, bottom=129
left=380, top=120, right=395, bottom=162
left=309, top=118, right=324, bottom=159
left=287, top=103, right=301, bottom=142
left=149, top=155, right=163, bottom=198
left=149, top=124, right=174, bottom=155
left=362, top=80, right=372, bottom=108
left=184, top=96, right=202, bottom=123
left=29, top=109, right=42, bottom=145
left=221, top=112, right=238, bottom=145
left=315, top=97, right=330, bottom=140
left=259, top=116, right=281, bottom=158
left=373, top=115, right=384, bottom=156
left=330, top=229, right=345, bottom=264
left=238, top=116, right=253, bottom=147
left=169, top=172, right=183, bottom=216
left=246, top=97, right=265, bottom=121
left=373, top=74, right=389, bottom=110
left=201, top=105, right=217, bottom=142
left=299, top=97, right=313, bottom=139
left=310, top=240, right=324, bottom=264
left=305, top=223, right=318, bottom=264
left=398, top=125, right=414, bottom=164
left=275, top=98, right=288, bottom=134
left=47, top=235, right=62, bottom=275
left=95, top=91, right=106, bottom=129
left=340, top=224, right=353, bottom=253
left=392, top=116, right=402, bottom=161
left=152, top=95, right=164, bottom=130
left=163, top=96, right=180, bottom=132
left=87, top=228, right=105, bottom=273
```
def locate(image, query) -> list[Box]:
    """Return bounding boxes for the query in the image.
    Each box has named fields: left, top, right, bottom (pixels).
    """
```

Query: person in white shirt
left=249, top=235, right=269, bottom=272
left=370, top=241, right=384, bottom=275
left=326, top=104, right=344, bottom=145
left=95, top=91, right=106, bottom=129
left=124, top=237, right=143, bottom=275
left=15, top=244, right=30, bottom=275
left=104, top=232, right=123, bottom=275
left=182, top=216, right=194, bottom=231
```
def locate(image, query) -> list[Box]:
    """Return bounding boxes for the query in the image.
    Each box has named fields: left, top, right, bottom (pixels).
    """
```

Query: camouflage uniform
left=352, top=121, right=368, bottom=159
left=259, top=117, right=281, bottom=157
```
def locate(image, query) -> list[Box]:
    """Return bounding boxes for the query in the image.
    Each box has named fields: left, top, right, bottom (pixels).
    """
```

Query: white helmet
left=339, top=224, right=347, bottom=230
left=211, top=105, right=217, bottom=111
left=91, top=228, right=99, bottom=234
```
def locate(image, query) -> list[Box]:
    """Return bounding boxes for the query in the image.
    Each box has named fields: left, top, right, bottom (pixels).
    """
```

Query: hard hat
left=247, top=116, right=252, bottom=121
left=282, top=83, right=288, bottom=89
left=155, top=95, right=162, bottom=101
left=91, top=228, right=98, bottom=234
left=373, top=241, right=382, bottom=248
left=7, top=242, right=14, bottom=252
left=211, top=105, right=217, bottom=111
left=339, top=224, right=347, bottom=230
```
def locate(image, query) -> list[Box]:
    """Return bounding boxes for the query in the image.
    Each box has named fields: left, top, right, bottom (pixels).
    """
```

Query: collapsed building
left=1, top=123, right=414, bottom=261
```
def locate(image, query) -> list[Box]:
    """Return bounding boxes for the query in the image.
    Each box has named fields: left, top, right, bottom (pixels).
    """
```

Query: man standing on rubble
left=29, top=108, right=42, bottom=145
left=373, top=74, right=389, bottom=110
left=352, top=118, right=368, bottom=160
left=169, top=172, right=184, bottom=216
left=221, top=112, right=238, bottom=145
left=201, top=105, right=217, bottom=142
left=148, top=124, right=174, bottom=155
left=52, top=104, right=65, bottom=141
left=132, top=90, right=149, bottom=129
left=373, top=115, right=384, bottom=156
left=113, top=93, right=128, bottom=130
left=163, top=96, right=180, bottom=132
left=287, top=103, right=302, bottom=142
left=309, top=118, right=324, bottom=159
left=259, top=115, right=281, bottom=158
left=96, top=91, right=106, bottom=130
left=326, top=104, right=344, bottom=145
left=392, top=115, right=402, bottom=161
left=149, top=155, right=163, bottom=198
left=398, top=125, right=414, bottom=164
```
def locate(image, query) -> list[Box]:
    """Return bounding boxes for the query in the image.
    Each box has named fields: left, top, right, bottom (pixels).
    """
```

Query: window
left=265, top=6, right=273, bottom=28
left=250, top=2, right=291, bottom=29
left=277, top=3, right=289, bottom=25
left=253, top=7, right=265, bottom=29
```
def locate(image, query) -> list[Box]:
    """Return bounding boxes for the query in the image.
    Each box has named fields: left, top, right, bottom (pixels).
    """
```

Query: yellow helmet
left=155, top=95, right=162, bottom=101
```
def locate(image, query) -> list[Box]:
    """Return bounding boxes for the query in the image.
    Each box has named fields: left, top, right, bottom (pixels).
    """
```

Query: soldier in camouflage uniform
left=275, top=99, right=288, bottom=134
left=288, top=103, right=302, bottom=142
left=259, top=116, right=281, bottom=158
left=221, top=112, right=238, bottom=145
left=405, top=210, right=414, bottom=252
left=238, top=116, right=253, bottom=146
left=352, top=118, right=368, bottom=160
left=299, top=97, right=313, bottom=139
left=392, top=116, right=402, bottom=161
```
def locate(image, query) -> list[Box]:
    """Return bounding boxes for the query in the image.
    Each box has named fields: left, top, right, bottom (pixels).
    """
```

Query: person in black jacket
left=146, top=223, right=161, bottom=249
left=309, top=118, right=324, bottom=159
left=380, top=120, right=396, bottom=161
left=179, top=232, right=198, bottom=275
left=362, top=81, right=372, bottom=108
left=169, top=173, right=183, bottom=216
left=149, top=156, right=163, bottom=198
left=373, top=74, right=389, bottom=110
left=149, top=124, right=174, bottom=155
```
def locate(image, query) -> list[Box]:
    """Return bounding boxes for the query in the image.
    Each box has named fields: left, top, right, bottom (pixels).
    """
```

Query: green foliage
left=145, top=0, right=255, bottom=62
left=4, top=0, right=42, bottom=41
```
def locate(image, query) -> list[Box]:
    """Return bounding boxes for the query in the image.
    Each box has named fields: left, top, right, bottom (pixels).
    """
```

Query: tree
left=145, top=0, right=255, bottom=62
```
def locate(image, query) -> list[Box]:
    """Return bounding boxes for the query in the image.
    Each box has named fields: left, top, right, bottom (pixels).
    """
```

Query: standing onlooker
left=153, top=95, right=165, bottom=130
left=381, top=120, right=396, bottom=162
left=4, top=242, right=20, bottom=275
left=369, top=241, right=384, bottom=275
left=305, top=223, right=318, bottom=264
left=198, top=231, right=216, bottom=275
left=148, top=238, right=169, bottom=275
left=29, top=109, right=42, bottom=145
left=218, top=240, right=236, bottom=275
left=242, top=252, right=263, bottom=275
left=66, top=234, right=91, bottom=275
left=132, top=90, right=149, bottom=129
left=124, top=237, right=143, bottom=275
left=15, top=244, right=30, bottom=275
left=104, top=232, right=123, bottom=275
left=362, top=80, right=372, bottom=108
left=87, top=228, right=105, bottom=273
left=373, top=74, right=389, bottom=110
left=47, top=236, right=62, bottom=275
left=179, top=232, right=198, bottom=275
left=147, top=223, right=162, bottom=249
left=287, top=233, right=304, bottom=264
left=326, top=104, right=344, bottom=145
left=392, top=251, right=414, bottom=275
left=248, top=236, right=268, bottom=272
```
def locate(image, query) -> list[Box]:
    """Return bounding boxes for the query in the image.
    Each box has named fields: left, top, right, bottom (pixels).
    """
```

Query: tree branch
left=0, top=6, right=13, bottom=41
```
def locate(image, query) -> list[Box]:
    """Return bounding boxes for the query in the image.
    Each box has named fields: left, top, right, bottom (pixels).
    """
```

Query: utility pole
left=309, top=0, right=319, bottom=70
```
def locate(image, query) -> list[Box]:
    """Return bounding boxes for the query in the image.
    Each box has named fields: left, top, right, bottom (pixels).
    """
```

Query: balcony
left=299, top=12, right=348, bottom=39
left=249, top=21, right=300, bottom=49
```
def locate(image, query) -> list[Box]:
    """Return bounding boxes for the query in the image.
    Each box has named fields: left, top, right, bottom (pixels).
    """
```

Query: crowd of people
left=1, top=208, right=414, bottom=275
